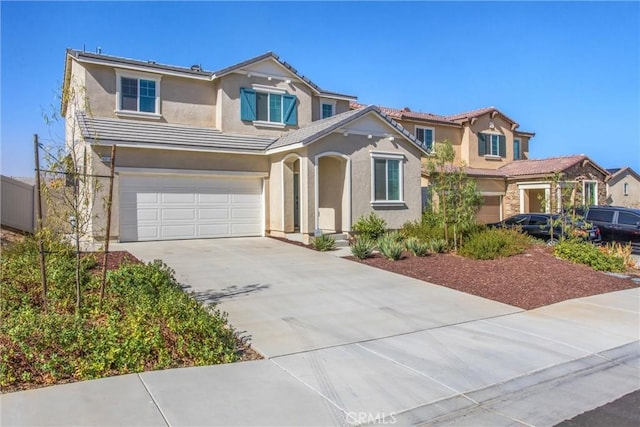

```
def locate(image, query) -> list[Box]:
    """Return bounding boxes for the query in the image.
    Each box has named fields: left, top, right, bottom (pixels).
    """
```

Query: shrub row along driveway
left=3, top=237, right=638, bottom=426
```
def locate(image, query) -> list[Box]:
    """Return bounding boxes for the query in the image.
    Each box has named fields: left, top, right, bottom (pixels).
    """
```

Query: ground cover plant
left=0, top=233, right=243, bottom=392
left=312, top=234, right=336, bottom=251
left=553, top=240, right=625, bottom=272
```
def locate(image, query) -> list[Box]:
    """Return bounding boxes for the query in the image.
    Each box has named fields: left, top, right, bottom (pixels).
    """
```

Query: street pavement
left=1, top=237, right=638, bottom=426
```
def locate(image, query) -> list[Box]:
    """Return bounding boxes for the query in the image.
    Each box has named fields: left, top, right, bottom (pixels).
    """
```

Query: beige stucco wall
left=306, top=133, right=423, bottom=231
left=79, top=62, right=216, bottom=127
left=476, top=178, right=507, bottom=194
left=607, top=173, right=640, bottom=208
left=217, top=73, right=313, bottom=136
left=464, top=114, right=530, bottom=169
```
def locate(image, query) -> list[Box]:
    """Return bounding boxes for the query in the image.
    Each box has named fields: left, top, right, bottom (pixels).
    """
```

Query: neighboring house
left=606, top=167, right=640, bottom=208
left=350, top=103, right=536, bottom=222
left=350, top=103, right=611, bottom=221
left=62, top=50, right=427, bottom=243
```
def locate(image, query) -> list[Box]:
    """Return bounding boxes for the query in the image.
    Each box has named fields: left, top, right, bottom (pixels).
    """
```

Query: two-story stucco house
left=62, top=50, right=428, bottom=243
left=350, top=103, right=610, bottom=221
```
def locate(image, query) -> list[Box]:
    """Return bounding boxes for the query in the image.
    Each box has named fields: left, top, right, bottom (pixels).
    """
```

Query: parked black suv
left=488, top=213, right=601, bottom=245
left=583, top=206, right=640, bottom=253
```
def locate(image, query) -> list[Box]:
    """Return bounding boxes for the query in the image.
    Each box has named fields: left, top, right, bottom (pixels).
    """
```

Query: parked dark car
left=583, top=206, right=640, bottom=253
left=488, top=213, right=601, bottom=245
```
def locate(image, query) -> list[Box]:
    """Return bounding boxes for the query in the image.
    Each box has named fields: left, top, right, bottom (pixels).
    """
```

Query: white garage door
left=120, top=174, right=263, bottom=242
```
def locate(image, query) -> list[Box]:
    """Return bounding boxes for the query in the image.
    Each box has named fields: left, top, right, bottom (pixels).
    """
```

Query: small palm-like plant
left=312, top=234, right=336, bottom=251
left=350, top=237, right=375, bottom=260
left=428, top=238, right=448, bottom=254
left=377, top=234, right=404, bottom=261
left=406, top=237, right=430, bottom=257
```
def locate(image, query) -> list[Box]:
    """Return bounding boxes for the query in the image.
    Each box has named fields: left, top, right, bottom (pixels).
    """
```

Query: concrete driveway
left=116, top=237, right=522, bottom=357
left=2, top=237, right=638, bottom=426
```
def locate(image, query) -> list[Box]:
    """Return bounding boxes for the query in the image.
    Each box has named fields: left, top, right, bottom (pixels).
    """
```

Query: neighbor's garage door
left=476, top=195, right=501, bottom=224
left=119, top=175, right=262, bottom=242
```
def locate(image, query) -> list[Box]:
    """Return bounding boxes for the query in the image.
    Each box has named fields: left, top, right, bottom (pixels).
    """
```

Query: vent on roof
left=190, top=64, right=202, bottom=72
left=148, top=60, right=156, bottom=64
left=402, top=107, right=411, bottom=112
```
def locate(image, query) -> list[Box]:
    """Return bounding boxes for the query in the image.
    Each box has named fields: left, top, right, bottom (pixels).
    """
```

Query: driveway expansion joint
left=136, top=373, right=170, bottom=427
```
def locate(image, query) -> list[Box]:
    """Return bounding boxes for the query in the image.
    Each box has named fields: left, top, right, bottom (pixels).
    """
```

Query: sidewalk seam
left=137, top=374, right=170, bottom=427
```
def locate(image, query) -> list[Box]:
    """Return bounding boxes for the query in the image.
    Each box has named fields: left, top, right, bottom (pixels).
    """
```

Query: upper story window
left=478, top=132, right=506, bottom=158
left=371, top=153, right=404, bottom=205
left=321, top=103, right=334, bottom=119
left=415, top=127, right=434, bottom=152
left=115, top=71, right=161, bottom=118
left=240, top=87, right=297, bottom=127
left=623, top=182, right=629, bottom=196
left=514, top=138, right=521, bottom=160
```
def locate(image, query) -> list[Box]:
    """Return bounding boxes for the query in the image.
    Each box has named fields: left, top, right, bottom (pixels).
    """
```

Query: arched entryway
left=314, top=152, right=350, bottom=233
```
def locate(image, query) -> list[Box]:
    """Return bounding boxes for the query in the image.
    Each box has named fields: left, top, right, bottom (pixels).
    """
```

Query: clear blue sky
left=2, top=1, right=639, bottom=177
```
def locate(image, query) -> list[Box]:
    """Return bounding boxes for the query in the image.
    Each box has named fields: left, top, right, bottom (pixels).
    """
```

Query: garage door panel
left=199, top=209, right=230, bottom=220
left=199, top=193, right=231, bottom=203
left=120, top=175, right=263, bottom=242
left=137, top=209, right=160, bottom=222
left=162, top=225, right=197, bottom=240
left=198, top=224, right=231, bottom=237
left=162, top=208, right=197, bottom=221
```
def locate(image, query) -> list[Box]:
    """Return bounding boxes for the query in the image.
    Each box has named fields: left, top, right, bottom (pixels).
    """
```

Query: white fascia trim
left=334, top=129, right=391, bottom=138
left=76, top=56, right=211, bottom=80
left=93, top=141, right=267, bottom=156
left=266, top=143, right=305, bottom=155
left=116, top=167, right=268, bottom=178
left=370, top=151, right=406, bottom=160
left=319, top=94, right=357, bottom=102
left=517, top=181, right=553, bottom=189
left=251, top=84, right=288, bottom=94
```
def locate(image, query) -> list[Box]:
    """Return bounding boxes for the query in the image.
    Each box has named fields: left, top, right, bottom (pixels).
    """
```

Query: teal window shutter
left=283, top=94, right=297, bottom=125
left=499, top=135, right=506, bottom=158
left=478, top=133, right=487, bottom=156
left=240, top=88, right=256, bottom=121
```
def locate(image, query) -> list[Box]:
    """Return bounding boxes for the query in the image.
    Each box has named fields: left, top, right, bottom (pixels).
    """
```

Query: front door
left=293, top=173, right=300, bottom=230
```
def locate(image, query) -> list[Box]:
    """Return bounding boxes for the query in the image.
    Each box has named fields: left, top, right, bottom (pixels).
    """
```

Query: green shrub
left=353, top=213, right=387, bottom=241
left=350, top=237, right=375, bottom=260
left=377, top=234, right=405, bottom=261
left=0, top=235, right=240, bottom=390
left=428, top=238, right=449, bottom=254
left=401, top=210, right=446, bottom=242
left=554, top=241, right=625, bottom=272
left=406, top=237, right=430, bottom=257
left=459, top=228, right=531, bottom=260
left=312, top=234, right=336, bottom=251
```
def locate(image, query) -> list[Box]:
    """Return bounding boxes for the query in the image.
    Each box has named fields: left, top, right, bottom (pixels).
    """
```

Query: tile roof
left=497, top=155, right=591, bottom=177
left=212, top=52, right=357, bottom=100
left=607, top=166, right=640, bottom=181
left=350, top=102, right=456, bottom=125
left=77, top=113, right=275, bottom=153
left=267, top=105, right=424, bottom=153
left=67, top=49, right=211, bottom=78
left=67, top=49, right=356, bottom=100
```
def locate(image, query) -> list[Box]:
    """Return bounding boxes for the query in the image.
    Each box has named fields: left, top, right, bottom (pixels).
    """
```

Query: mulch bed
left=347, top=245, right=639, bottom=310
left=88, top=250, right=141, bottom=271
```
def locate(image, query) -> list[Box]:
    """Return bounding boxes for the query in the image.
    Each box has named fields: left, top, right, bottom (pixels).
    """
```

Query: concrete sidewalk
left=2, top=238, right=638, bottom=426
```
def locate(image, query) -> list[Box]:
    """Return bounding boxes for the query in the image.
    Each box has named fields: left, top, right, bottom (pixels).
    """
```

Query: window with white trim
left=371, top=154, right=404, bottom=203
left=415, top=127, right=434, bottom=152
left=623, top=182, right=629, bottom=196
left=478, top=132, right=506, bottom=158
left=584, top=181, right=597, bottom=206
left=321, top=103, right=334, bottom=119
left=116, top=72, right=161, bottom=115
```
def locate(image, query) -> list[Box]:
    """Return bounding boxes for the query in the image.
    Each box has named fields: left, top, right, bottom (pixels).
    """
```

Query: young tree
left=40, top=80, right=104, bottom=313
left=425, top=140, right=482, bottom=250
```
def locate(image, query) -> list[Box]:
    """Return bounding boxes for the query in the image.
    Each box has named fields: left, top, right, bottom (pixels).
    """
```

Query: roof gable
left=498, top=155, right=609, bottom=178
left=266, top=106, right=426, bottom=154
left=608, top=166, right=640, bottom=183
